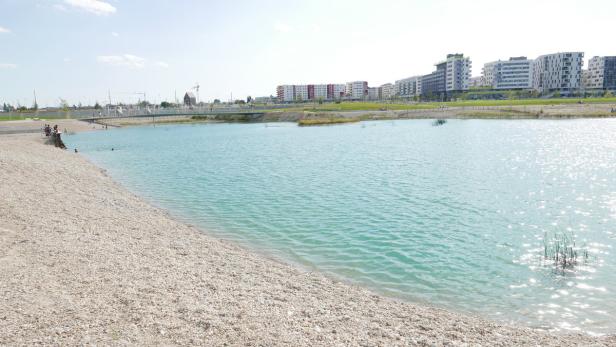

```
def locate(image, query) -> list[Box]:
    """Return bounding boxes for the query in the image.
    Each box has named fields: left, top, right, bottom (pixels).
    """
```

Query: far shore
left=3, top=100, right=616, bottom=130
left=1, top=131, right=615, bottom=345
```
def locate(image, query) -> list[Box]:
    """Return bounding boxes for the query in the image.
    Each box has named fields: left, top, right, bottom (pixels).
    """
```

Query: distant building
left=346, top=81, right=368, bottom=100
left=276, top=85, right=295, bottom=102
left=533, top=52, right=584, bottom=94
left=368, top=87, right=380, bottom=100
left=469, top=76, right=483, bottom=88
left=394, top=76, right=421, bottom=98
left=482, top=57, right=534, bottom=89
left=379, top=83, right=395, bottom=99
left=585, top=56, right=616, bottom=91
left=420, top=54, right=471, bottom=98
left=421, top=62, right=447, bottom=97
left=294, top=85, right=309, bottom=101
left=327, top=84, right=346, bottom=100
left=184, top=92, right=196, bottom=106
left=312, top=84, right=328, bottom=100
left=254, top=96, right=276, bottom=103
left=445, top=53, right=471, bottom=92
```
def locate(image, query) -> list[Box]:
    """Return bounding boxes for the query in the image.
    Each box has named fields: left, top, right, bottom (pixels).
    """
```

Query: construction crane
left=192, top=83, right=200, bottom=104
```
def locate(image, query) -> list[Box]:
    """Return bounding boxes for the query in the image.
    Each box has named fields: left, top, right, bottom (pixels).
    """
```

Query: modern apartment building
left=419, top=54, right=471, bottom=97
left=585, top=56, right=616, bottom=91
left=379, top=83, right=395, bottom=99
left=309, top=84, right=328, bottom=100
left=293, top=85, right=308, bottom=101
left=368, top=87, right=380, bottom=100
left=346, top=81, right=368, bottom=100
left=421, top=62, right=447, bottom=97
left=532, top=52, right=584, bottom=94
left=482, top=57, right=534, bottom=89
left=276, top=85, right=295, bottom=102
left=394, top=76, right=421, bottom=98
left=327, top=84, right=346, bottom=99
left=445, top=54, right=471, bottom=92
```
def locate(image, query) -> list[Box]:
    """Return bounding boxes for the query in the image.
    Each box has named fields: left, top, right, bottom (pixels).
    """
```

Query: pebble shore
left=1, top=133, right=614, bottom=346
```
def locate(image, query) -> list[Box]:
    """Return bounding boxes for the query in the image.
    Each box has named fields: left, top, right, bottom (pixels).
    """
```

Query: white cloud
left=63, top=0, right=116, bottom=15
left=0, top=26, right=10, bottom=33
left=153, top=61, right=169, bottom=69
left=63, top=58, right=72, bottom=63
left=111, top=31, right=119, bottom=37
left=274, top=21, right=292, bottom=33
left=97, top=54, right=146, bottom=68
left=0, top=63, right=17, bottom=69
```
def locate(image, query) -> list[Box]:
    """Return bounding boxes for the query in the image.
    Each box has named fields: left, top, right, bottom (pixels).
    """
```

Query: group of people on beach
left=43, top=124, right=59, bottom=137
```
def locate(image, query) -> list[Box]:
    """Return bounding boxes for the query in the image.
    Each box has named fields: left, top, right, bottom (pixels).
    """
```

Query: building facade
left=346, top=81, right=368, bottom=100
left=421, top=62, right=447, bottom=97
left=379, top=83, right=395, bottom=99
left=294, top=85, right=309, bottom=101
left=445, top=54, right=471, bottom=92
left=585, top=56, right=616, bottom=91
left=327, top=84, right=346, bottom=99
left=368, top=87, right=380, bottom=100
left=313, top=84, right=328, bottom=100
left=276, top=85, right=295, bottom=102
left=394, top=76, right=421, bottom=98
left=532, top=52, right=584, bottom=94
left=482, top=57, right=534, bottom=89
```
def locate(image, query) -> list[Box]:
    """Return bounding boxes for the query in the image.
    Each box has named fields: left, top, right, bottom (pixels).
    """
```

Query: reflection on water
left=67, top=119, right=616, bottom=335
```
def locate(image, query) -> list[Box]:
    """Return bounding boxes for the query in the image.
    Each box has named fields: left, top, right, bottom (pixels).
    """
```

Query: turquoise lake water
left=67, top=119, right=616, bottom=335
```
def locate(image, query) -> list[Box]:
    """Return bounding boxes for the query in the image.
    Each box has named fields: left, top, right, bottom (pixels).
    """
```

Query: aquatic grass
left=543, top=231, right=589, bottom=271
left=432, top=119, right=447, bottom=126
left=298, top=117, right=360, bottom=126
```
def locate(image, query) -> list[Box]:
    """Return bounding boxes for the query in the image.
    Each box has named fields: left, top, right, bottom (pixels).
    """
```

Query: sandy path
left=0, top=135, right=614, bottom=346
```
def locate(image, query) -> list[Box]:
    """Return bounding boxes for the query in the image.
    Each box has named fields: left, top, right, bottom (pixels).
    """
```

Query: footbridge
left=82, top=106, right=284, bottom=122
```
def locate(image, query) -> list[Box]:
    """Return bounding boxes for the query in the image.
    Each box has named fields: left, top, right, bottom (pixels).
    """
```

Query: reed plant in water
left=543, top=231, right=589, bottom=271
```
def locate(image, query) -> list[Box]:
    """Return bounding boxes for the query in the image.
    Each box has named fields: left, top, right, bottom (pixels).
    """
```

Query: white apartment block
left=533, top=52, right=583, bottom=94
left=379, top=83, right=395, bottom=99
left=445, top=54, right=471, bottom=92
left=482, top=57, right=534, bottom=89
left=313, top=84, right=328, bottom=99
left=481, top=61, right=497, bottom=87
left=294, top=85, right=309, bottom=101
left=585, top=56, right=607, bottom=89
left=329, top=84, right=346, bottom=99
left=276, top=85, right=295, bottom=102
left=346, top=81, right=368, bottom=100
left=394, top=76, right=421, bottom=97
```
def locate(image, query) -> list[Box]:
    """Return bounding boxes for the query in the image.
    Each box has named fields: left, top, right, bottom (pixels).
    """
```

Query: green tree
left=604, top=90, right=614, bottom=97
left=553, top=90, right=561, bottom=98
left=160, top=101, right=172, bottom=108
left=94, top=102, right=102, bottom=110
left=213, top=99, right=221, bottom=104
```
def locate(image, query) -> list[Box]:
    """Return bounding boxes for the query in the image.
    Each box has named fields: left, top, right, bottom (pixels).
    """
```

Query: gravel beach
left=1, top=132, right=614, bottom=346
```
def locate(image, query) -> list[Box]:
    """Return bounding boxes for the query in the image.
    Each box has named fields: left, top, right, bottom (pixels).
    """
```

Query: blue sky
left=1, top=0, right=615, bottom=107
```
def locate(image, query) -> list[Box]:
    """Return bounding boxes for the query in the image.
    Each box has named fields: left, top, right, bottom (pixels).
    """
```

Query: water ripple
left=67, top=119, right=616, bottom=335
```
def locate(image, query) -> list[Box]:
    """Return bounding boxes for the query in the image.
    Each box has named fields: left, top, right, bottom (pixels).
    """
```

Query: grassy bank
left=269, top=97, right=616, bottom=113
left=298, top=117, right=361, bottom=126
